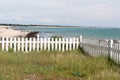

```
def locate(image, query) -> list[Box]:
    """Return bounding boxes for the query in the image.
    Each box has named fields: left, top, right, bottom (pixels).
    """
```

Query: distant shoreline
left=0, top=24, right=118, bottom=29
left=0, top=24, right=82, bottom=28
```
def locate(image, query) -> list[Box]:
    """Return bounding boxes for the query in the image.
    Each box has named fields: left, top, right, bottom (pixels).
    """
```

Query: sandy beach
left=0, top=26, right=29, bottom=38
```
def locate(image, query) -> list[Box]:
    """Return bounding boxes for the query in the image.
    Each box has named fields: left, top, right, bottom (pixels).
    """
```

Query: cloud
left=0, top=0, right=120, bottom=27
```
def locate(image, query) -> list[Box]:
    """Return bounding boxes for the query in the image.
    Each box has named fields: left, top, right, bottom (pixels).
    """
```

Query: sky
left=0, top=0, right=120, bottom=27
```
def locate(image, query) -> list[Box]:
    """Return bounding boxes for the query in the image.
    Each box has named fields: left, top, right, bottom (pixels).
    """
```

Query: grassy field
left=0, top=50, right=120, bottom=80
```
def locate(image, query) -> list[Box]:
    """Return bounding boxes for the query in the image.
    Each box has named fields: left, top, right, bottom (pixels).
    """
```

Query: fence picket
left=17, top=38, right=20, bottom=51
left=14, top=38, right=16, bottom=52
left=37, top=35, right=39, bottom=51
left=55, top=38, right=58, bottom=50
left=62, top=38, right=65, bottom=52
left=25, top=38, right=28, bottom=52
left=76, top=38, right=79, bottom=48
left=66, top=38, right=68, bottom=51
left=21, top=38, right=24, bottom=51
left=48, top=38, right=50, bottom=51
left=51, top=38, right=54, bottom=51
left=44, top=38, right=47, bottom=50
left=40, top=38, right=43, bottom=50
left=33, top=38, right=36, bottom=51
left=73, top=38, right=75, bottom=50
left=29, top=38, right=32, bottom=51
left=69, top=38, right=72, bottom=51
left=59, top=38, right=61, bottom=51
left=6, top=37, right=8, bottom=51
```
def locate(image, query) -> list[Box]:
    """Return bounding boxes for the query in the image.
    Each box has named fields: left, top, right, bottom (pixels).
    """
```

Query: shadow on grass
left=78, top=45, right=120, bottom=70
left=78, top=46, right=91, bottom=57
left=107, top=57, right=120, bottom=71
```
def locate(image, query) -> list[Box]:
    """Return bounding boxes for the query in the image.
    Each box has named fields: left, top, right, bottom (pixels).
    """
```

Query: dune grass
left=0, top=50, right=120, bottom=80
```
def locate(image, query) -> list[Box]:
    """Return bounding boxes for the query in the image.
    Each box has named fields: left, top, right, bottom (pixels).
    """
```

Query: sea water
left=10, top=26, right=120, bottom=40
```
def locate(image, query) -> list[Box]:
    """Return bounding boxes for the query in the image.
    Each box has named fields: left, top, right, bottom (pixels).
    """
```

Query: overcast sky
left=0, top=0, right=120, bottom=27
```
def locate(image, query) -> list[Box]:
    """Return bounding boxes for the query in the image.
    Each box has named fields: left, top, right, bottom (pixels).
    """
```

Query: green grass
left=0, top=50, right=120, bottom=80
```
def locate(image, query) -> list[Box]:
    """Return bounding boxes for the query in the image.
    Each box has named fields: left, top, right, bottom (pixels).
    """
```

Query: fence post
left=108, top=39, right=113, bottom=59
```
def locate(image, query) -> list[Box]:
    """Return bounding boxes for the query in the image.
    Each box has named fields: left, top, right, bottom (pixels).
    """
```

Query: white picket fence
left=0, top=35, right=81, bottom=52
left=81, top=38, right=120, bottom=64
left=1, top=34, right=120, bottom=64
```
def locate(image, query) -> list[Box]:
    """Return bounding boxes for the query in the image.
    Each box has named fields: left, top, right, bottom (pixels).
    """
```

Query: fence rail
left=0, top=35, right=81, bottom=52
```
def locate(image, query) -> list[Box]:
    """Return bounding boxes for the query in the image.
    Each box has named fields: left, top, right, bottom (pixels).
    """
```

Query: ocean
left=10, top=26, right=120, bottom=40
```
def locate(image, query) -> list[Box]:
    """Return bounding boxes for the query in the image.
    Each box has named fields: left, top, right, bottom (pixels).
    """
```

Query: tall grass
left=0, top=50, right=120, bottom=80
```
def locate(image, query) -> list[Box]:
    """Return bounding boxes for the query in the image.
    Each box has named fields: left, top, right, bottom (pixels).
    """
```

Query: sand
left=0, top=26, right=29, bottom=38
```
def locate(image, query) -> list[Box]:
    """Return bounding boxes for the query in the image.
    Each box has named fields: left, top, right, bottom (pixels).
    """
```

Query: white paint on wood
left=69, top=38, right=72, bottom=51
left=25, top=38, right=28, bottom=52
left=40, top=38, right=43, bottom=50
left=37, top=35, right=39, bottom=51
left=66, top=38, right=68, bottom=51
left=55, top=38, right=58, bottom=50
left=17, top=38, right=20, bottom=51
left=21, top=38, right=24, bottom=51
left=0, top=35, right=81, bottom=53
left=6, top=37, right=8, bottom=51
left=14, top=38, right=16, bottom=52
left=80, top=35, right=82, bottom=42
left=62, top=38, right=65, bottom=52
left=76, top=38, right=79, bottom=48
left=73, top=38, right=75, bottom=50
left=109, top=40, right=113, bottom=58
left=48, top=38, right=50, bottom=51
left=59, top=38, right=61, bottom=51
left=51, top=38, right=54, bottom=51
left=29, top=38, right=32, bottom=51
left=33, top=38, right=36, bottom=51
left=44, top=38, right=47, bottom=50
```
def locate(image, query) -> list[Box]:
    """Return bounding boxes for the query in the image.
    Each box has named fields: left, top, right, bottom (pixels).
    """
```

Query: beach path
left=0, top=26, right=29, bottom=38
